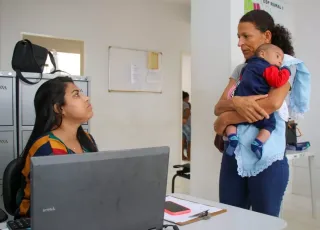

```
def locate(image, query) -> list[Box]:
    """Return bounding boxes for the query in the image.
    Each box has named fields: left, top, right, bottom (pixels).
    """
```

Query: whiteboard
left=108, top=46, right=163, bottom=93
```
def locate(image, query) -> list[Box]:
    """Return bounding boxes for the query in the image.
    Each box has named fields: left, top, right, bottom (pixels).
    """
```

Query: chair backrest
left=0, top=208, right=8, bottom=223
left=2, top=157, right=25, bottom=216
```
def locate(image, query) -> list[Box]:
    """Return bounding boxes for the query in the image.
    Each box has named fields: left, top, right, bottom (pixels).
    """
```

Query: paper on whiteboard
left=164, top=196, right=223, bottom=224
left=131, top=64, right=139, bottom=84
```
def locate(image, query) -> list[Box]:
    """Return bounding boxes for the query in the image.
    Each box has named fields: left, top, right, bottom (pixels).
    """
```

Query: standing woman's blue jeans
left=219, top=154, right=289, bottom=217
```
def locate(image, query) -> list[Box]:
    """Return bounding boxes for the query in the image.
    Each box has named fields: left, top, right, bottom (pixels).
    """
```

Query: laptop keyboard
left=7, top=218, right=31, bottom=230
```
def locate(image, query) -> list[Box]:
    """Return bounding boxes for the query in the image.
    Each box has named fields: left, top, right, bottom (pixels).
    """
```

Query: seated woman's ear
left=53, top=104, right=63, bottom=115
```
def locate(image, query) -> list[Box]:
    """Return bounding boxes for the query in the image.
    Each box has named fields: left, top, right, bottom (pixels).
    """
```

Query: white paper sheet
left=164, top=196, right=223, bottom=224
left=130, top=63, right=139, bottom=84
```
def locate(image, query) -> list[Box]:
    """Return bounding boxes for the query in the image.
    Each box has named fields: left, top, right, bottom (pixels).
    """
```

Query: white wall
left=181, top=54, right=191, bottom=100
left=190, top=0, right=231, bottom=201
left=230, top=0, right=245, bottom=72
left=0, top=0, right=191, bottom=187
left=0, top=0, right=2, bottom=67
left=290, top=0, right=320, bottom=198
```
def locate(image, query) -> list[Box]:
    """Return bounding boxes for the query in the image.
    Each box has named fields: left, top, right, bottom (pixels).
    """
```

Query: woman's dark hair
left=240, top=10, right=295, bottom=56
left=183, top=91, right=189, bottom=100
left=21, top=76, right=97, bottom=161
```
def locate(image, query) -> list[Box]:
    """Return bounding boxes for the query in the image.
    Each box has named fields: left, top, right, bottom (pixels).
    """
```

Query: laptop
left=30, top=146, right=169, bottom=230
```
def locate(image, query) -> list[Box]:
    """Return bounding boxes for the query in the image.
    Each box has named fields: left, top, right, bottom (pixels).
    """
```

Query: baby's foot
left=226, top=134, right=238, bottom=156
left=251, top=139, right=263, bottom=159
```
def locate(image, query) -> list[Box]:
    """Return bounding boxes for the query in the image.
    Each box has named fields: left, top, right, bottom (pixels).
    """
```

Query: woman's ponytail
left=271, top=24, right=295, bottom=56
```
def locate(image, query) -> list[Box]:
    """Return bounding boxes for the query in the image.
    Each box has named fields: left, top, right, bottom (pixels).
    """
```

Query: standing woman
left=214, top=10, right=310, bottom=217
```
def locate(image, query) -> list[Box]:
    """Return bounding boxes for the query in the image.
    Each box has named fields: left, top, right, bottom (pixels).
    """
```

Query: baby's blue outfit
left=234, top=55, right=311, bottom=177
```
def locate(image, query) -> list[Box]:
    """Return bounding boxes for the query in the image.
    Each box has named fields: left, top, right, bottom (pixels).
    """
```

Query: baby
left=226, top=44, right=291, bottom=159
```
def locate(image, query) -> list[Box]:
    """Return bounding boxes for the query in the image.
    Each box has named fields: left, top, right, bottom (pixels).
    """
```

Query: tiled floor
left=281, top=194, right=320, bottom=230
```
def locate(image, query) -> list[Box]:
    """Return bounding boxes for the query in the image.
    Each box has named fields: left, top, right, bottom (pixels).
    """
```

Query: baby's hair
left=255, top=43, right=283, bottom=56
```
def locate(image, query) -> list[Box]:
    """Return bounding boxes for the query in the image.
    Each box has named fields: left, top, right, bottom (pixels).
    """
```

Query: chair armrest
left=173, top=163, right=190, bottom=174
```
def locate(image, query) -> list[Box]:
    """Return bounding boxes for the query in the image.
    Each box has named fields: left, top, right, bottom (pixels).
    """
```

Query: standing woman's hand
left=232, top=95, right=270, bottom=123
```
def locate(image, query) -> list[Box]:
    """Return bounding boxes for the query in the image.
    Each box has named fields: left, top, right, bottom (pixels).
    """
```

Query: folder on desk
left=164, top=196, right=227, bottom=226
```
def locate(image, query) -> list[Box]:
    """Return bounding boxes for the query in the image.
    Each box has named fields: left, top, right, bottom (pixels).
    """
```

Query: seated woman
left=16, top=76, right=98, bottom=218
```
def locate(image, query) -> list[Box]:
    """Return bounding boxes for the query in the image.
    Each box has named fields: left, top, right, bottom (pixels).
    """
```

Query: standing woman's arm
left=214, top=64, right=244, bottom=116
left=214, top=66, right=294, bottom=135
left=214, top=64, right=270, bottom=122
left=214, top=79, right=238, bottom=116
left=221, top=65, right=296, bottom=125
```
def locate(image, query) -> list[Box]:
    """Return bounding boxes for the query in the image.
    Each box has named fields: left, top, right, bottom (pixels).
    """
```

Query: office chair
left=0, top=208, right=8, bottom=223
left=2, top=158, right=25, bottom=218
left=171, top=163, right=190, bottom=193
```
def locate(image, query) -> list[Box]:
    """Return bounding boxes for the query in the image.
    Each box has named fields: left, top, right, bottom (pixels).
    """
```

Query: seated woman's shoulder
left=27, top=133, right=53, bottom=157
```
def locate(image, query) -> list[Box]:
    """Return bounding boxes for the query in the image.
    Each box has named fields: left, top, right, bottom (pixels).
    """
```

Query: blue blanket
left=235, top=55, right=311, bottom=177
left=283, top=54, right=311, bottom=119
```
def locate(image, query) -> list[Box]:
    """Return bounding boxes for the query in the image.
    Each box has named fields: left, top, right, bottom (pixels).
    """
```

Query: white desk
left=164, top=194, right=287, bottom=230
left=286, top=150, right=316, bottom=219
left=0, top=193, right=287, bottom=230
